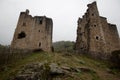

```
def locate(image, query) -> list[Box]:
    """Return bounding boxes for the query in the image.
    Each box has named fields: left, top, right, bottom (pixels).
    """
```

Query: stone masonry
left=11, top=9, right=53, bottom=52
left=75, top=2, right=120, bottom=58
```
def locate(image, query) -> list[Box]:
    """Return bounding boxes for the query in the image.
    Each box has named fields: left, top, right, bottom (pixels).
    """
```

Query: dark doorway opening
left=39, top=42, right=41, bottom=47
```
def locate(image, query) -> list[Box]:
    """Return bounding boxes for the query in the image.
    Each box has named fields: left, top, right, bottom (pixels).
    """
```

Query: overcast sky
left=0, top=0, right=120, bottom=45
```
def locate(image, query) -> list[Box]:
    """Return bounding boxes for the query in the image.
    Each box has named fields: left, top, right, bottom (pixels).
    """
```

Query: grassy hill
left=0, top=41, right=120, bottom=80
left=0, top=52, right=120, bottom=80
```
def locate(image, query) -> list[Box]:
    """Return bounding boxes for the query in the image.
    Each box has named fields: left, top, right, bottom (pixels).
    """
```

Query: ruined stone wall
left=11, top=10, right=53, bottom=52
left=75, top=2, right=120, bottom=58
left=100, top=17, right=120, bottom=53
left=86, top=2, right=106, bottom=54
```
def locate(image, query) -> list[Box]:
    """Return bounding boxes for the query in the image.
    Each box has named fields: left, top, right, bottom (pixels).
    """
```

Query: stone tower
left=75, top=2, right=120, bottom=58
left=11, top=9, right=53, bottom=52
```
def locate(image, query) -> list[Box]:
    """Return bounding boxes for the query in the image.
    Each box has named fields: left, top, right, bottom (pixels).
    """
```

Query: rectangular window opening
left=22, top=22, right=26, bottom=26
left=39, top=18, right=43, bottom=24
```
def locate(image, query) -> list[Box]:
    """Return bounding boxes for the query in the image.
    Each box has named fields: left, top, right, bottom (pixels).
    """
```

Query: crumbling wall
left=100, top=17, right=120, bottom=53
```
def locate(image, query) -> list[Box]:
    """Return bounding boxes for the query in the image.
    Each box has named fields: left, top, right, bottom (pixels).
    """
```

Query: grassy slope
left=0, top=52, right=120, bottom=80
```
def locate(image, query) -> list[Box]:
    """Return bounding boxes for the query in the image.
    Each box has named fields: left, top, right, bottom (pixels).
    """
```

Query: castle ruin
left=11, top=9, right=53, bottom=52
left=75, top=2, right=120, bottom=58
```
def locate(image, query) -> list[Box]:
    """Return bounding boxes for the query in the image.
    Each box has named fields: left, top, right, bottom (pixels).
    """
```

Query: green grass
left=0, top=52, right=120, bottom=80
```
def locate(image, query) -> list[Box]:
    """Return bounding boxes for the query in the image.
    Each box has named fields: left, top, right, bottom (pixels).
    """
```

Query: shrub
left=110, top=50, right=120, bottom=68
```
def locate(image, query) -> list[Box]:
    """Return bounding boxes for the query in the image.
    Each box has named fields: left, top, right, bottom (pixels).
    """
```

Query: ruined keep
left=11, top=9, right=53, bottom=52
left=75, top=2, right=120, bottom=58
